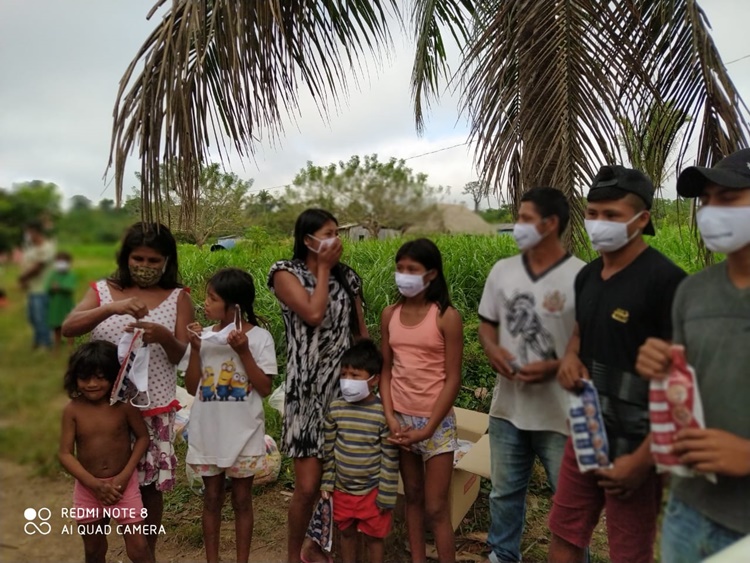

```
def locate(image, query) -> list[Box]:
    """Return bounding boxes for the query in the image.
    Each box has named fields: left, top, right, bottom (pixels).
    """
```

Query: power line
left=726, top=53, right=750, bottom=65
left=404, top=141, right=469, bottom=160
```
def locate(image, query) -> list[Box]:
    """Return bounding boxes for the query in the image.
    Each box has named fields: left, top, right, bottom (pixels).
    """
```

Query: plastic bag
left=569, top=379, right=612, bottom=472
left=268, top=382, right=285, bottom=415
left=306, top=496, right=333, bottom=553
left=649, top=345, right=716, bottom=483
left=254, top=435, right=282, bottom=486
left=185, top=434, right=282, bottom=493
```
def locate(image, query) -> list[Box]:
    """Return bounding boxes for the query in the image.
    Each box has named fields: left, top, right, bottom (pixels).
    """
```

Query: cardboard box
left=397, top=407, right=491, bottom=530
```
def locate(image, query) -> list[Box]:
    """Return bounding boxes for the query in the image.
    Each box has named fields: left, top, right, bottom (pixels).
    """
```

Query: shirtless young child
left=58, top=341, right=153, bottom=563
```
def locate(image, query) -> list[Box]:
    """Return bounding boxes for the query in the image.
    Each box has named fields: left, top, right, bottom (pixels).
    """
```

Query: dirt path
left=0, top=459, right=287, bottom=563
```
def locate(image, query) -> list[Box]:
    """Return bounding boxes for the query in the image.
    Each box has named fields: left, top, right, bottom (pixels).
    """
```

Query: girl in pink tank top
left=380, top=238, right=463, bottom=563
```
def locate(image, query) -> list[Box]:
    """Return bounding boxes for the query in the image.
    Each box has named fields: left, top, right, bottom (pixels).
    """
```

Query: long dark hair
left=206, top=268, right=259, bottom=326
left=395, top=238, right=452, bottom=314
left=110, top=222, right=181, bottom=289
left=292, top=208, right=361, bottom=337
left=63, top=341, right=120, bottom=398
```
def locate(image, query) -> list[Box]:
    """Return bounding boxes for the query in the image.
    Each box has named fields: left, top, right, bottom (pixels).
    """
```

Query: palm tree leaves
left=108, top=0, right=397, bottom=221
left=456, top=0, right=748, bottom=247
left=637, top=0, right=749, bottom=170
left=409, top=0, right=477, bottom=133
left=459, top=0, right=647, bottom=246
left=109, top=0, right=749, bottom=241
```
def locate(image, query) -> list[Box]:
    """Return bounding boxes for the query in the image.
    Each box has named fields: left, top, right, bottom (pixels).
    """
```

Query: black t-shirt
left=575, top=246, right=687, bottom=456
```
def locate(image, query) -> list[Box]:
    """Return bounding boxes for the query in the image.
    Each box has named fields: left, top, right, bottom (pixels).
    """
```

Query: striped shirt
left=321, top=396, right=400, bottom=509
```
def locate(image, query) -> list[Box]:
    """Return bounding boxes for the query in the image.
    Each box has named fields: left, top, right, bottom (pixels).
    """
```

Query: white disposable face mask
left=513, top=222, right=545, bottom=251
left=53, top=260, right=70, bottom=272
left=307, top=235, right=337, bottom=254
left=696, top=205, right=750, bottom=254
left=395, top=272, right=430, bottom=298
left=585, top=211, right=643, bottom=253
left=190, top=305, right=241, bottom=346
left=117, top=330, right=151, bottom=409
left=340, top=376, right=374, bottom=403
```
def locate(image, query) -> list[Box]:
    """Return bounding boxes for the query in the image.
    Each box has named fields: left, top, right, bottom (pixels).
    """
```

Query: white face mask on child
left=189, top=306, right=241, bottom=346
left=395, top=272, right=430, bottom=298
left=340, top=377, right=374, bottom=403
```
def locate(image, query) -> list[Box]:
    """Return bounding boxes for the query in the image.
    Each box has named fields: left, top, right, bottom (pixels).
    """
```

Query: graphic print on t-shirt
left=503, top=291, right=557, bottom=364
left=200, top=357, right=254, bottom=402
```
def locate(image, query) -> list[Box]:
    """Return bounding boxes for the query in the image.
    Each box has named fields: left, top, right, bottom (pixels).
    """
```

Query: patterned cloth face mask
left=129, top=258, right=167, bottom=288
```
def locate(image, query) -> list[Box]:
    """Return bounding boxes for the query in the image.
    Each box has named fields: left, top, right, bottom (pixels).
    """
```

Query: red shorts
left=73, top=471, right=144, bottom=525
left=332, top=489, right=392, bottom=539
left=548, top=438, right=662, bottom=563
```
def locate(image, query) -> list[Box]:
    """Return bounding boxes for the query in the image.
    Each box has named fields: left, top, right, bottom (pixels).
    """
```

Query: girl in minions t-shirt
left=185, top=268, right=277, bottom=563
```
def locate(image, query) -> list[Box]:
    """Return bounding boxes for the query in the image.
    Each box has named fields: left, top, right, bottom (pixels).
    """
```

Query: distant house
left=337, top=223, right=401, bottom=241
left=494, top=223, right=514, bottom=235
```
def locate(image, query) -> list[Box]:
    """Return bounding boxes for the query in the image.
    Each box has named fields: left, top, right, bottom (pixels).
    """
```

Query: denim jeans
left=488, top=416, right=567, bottom=563
left=27, top=293, right=51, bottom=348
left=661, top=494, right=744, bottom=563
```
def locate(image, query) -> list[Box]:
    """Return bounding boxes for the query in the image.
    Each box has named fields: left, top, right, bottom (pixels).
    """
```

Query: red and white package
left=649, top=345, right=716, bottom=483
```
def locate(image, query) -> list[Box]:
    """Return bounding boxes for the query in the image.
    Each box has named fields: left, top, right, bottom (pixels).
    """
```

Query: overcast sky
left=1, top=0, right=748, bottom=209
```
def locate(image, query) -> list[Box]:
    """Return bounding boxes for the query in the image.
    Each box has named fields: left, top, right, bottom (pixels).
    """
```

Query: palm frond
left=409, top=0, right=477, bottom=134
left=636, top=0, right=749, bottom=172
left=108, top=0, right=399, bottom=221
left=460, top=0, right=652, bottom=248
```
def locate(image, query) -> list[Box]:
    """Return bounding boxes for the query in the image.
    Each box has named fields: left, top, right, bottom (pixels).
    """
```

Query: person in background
left=18, top=220, right=56, bottom=349
left=547, top=165, right=687, bottom=563
left=47, top=251, right=77, bottom=350
left=268, top=208, right=367, bottom=563
left=478, top=187, right=585, bottom=563
left=636, top=148, right=750, bottom=562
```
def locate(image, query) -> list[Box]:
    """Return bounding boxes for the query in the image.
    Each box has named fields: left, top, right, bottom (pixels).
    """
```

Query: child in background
left=58, top=341, right=153, bottom=563
left=185, top=268, right=277, bottom=563
left=320, top=340, right=400, bottom=563
left=46, top=251, right=77, bottom=350
left=380, top=238, right=464, bottom=563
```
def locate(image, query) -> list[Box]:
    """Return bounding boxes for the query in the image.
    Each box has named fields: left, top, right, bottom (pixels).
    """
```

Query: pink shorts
left=548, top=438, right=662, bottom=563
left=73, top=471, right=144, bottom=524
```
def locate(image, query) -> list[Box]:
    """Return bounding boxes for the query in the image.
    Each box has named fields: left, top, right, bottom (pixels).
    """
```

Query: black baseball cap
left=587, top=165, right=656, bottom=235
left=676, top=148, right=750, bottom=198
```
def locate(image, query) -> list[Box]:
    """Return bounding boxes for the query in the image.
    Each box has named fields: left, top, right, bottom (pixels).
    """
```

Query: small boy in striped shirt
left=320, top=339, right=400, bottom=563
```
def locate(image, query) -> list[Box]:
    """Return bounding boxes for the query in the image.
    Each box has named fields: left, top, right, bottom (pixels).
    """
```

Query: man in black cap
left=637, top=148, right=750, bottom=561
left=547, top=165, right=687, bottom=563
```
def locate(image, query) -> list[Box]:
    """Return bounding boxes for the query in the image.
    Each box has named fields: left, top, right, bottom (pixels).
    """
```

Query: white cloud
left=0, top=0, right=747, bottom=210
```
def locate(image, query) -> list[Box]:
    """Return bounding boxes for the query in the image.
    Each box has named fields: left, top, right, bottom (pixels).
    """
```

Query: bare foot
left=300, top=537, right=330, bottom=563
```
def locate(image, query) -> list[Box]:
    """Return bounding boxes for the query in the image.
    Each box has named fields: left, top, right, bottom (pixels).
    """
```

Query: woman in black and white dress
left=268, top=208, right=367, bottom=563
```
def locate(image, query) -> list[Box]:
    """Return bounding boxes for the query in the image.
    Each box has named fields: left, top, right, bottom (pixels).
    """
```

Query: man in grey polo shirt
left=637, top=148, right=750, bottom=562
